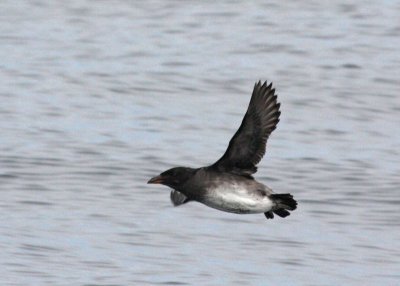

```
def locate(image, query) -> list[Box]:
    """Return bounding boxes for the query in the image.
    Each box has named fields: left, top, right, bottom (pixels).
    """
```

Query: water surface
left=1, top=1, right=400, bottom=285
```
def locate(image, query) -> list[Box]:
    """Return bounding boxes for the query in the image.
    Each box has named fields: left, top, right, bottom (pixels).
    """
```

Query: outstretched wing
left=211, top=81, right=281, bottom=176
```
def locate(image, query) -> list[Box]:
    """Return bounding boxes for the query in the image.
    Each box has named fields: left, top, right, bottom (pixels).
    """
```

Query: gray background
left=1, top=1, right=399, bottom=285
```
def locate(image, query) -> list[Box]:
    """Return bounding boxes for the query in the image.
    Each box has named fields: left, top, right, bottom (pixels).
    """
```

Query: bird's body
left=148, top=81, right=297, bottom=221
left=175, top=168, right=273, bottom=214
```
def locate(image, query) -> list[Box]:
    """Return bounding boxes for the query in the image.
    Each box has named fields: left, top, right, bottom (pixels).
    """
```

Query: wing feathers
left=170, top=190, right=190, bottom=206
left=211, top=80, right=281, bottom=176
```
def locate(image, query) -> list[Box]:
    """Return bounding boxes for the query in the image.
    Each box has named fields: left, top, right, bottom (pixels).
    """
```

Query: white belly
left=202, top=185, right=273, bottom=214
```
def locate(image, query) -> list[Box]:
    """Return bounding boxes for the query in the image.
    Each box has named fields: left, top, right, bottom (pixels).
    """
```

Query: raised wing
left=211, top=81, right=281, bottom=176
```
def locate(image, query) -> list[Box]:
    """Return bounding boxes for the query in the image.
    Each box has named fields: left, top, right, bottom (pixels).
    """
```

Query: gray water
left=1, top=1, right=400, bottom=285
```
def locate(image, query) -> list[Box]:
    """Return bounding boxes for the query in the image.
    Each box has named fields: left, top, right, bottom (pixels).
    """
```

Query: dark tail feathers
left=271, top=193, right=297, bottom=211
left=264, top=193, right=297, bottom=219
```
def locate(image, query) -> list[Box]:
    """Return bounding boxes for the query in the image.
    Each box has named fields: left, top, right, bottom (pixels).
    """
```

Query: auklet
left=148, top=81, right=297, bottom=220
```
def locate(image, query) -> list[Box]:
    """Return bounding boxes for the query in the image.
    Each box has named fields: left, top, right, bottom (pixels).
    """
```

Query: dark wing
left=211, top=81, right=281, bottom=176
left=170, top=190, right=190, bottom=206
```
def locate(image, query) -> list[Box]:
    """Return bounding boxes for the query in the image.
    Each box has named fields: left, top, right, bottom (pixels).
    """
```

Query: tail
left=264, top=193, right=297, bottom=219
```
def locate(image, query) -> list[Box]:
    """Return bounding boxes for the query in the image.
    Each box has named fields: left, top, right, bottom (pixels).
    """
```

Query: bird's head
left=147, top=167, right=194, bottom=189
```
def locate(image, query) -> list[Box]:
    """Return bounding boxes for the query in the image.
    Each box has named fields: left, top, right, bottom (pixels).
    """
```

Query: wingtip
left=254, top=80, right=274, bottom=96
left=257, top=80, right=273, bottom=87
left=255, top=80, right=272, bottom=86
left=261, top=81, right=268, bottom=88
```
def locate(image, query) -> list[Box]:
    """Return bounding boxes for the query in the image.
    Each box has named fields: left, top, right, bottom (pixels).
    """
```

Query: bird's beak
left=147, top=175, right=165, bottom=184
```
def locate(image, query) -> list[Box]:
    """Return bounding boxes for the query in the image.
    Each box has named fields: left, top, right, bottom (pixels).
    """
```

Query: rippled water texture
left=1, top=1, right=400, bottom=285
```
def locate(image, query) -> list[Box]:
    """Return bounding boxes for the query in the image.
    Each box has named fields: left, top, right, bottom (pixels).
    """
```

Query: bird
left=148, top=80, right=297, bottom=220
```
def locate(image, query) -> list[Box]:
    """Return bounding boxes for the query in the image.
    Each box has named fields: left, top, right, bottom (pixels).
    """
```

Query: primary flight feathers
left=211, top=81, right=281, bottom=176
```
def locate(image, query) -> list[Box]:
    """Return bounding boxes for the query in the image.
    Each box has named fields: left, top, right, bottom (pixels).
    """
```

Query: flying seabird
left=148, top=81, right=297, bottom=220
